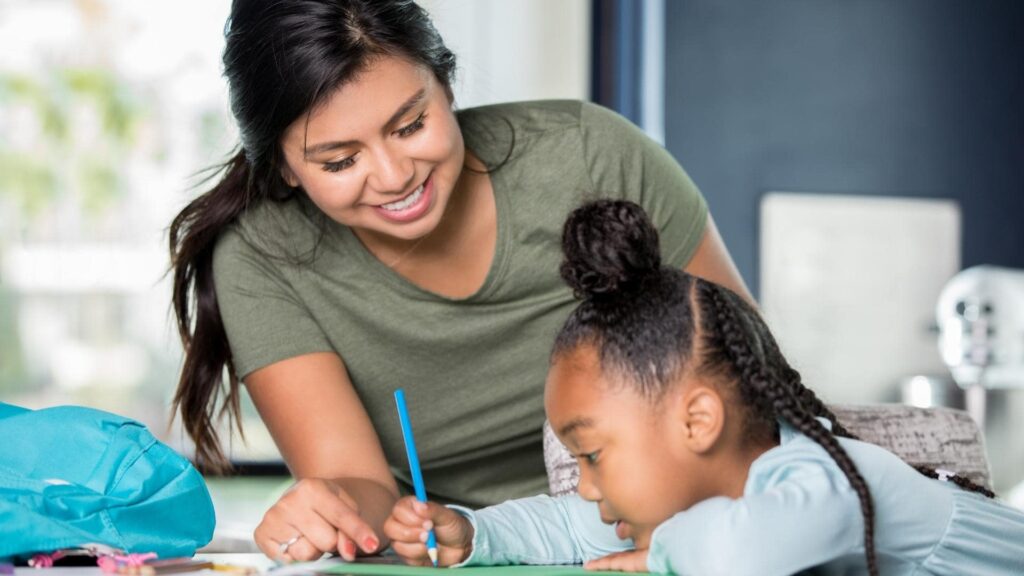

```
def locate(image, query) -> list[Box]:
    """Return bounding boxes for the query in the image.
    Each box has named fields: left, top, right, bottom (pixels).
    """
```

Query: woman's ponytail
left=169, top=150, right=251, bottom=474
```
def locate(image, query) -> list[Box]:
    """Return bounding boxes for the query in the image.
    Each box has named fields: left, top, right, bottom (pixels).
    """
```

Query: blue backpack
left=0, top=402, right=215, bottom=561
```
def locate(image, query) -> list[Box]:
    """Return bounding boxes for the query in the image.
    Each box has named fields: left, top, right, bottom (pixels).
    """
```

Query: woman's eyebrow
left=303, top=88, right=427, bottom=158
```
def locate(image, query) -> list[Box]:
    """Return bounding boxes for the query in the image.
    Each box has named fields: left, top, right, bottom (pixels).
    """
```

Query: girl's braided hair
left=555, top=199, right=993, bottom=576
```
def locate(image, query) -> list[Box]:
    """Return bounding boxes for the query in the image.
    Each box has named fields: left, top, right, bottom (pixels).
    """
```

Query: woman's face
left=545, top=345, right=704, bottom=549
left=279, top=56, right=465, bottom=246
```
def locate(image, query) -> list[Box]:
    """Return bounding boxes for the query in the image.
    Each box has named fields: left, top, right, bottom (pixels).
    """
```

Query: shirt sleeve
left=646, top=466, right=864, bottom=576
left=212, top=228, right=334, bottom=379
left=451, top=495, right=632, bottom=567
left=579, top=102, right=709, bottom=269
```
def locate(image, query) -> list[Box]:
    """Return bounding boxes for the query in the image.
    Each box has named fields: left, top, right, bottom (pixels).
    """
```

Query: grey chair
left=544, top=404, right=992, bottom=497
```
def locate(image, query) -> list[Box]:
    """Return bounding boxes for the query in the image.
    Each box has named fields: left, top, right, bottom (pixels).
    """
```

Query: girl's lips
left=373, top=175, right=433, bottom=223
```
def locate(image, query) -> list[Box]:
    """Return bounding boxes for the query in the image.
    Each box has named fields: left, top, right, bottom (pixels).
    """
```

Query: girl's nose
left=576, top=467, right=602, bottom=502
left=368, top=145, right=415, bottom=196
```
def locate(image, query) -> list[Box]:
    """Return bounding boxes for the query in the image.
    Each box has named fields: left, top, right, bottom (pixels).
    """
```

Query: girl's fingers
left=389, top=540, right=432, bottom=567
left=584, top=550, right=648, bottom=573
left=382, top=514, right=426, bottom=546
left=391, top=496, right=429, bottom=525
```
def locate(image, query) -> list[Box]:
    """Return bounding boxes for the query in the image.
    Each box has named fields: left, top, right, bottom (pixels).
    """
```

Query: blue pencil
left=394, top=388, right=439, bottom=567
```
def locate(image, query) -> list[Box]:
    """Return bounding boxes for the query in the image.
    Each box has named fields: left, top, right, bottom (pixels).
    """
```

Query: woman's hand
left=253, top=478, right=381, bottom=562
left=383, top=496, right=474, bottom=567
left=585, top=549, right=649, bottom=573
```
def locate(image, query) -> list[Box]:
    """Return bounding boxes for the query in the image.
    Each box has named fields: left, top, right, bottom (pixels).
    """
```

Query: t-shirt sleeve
left=212, top=228, right=334, bottom=379
left=579, top=101, right=708, bottom=268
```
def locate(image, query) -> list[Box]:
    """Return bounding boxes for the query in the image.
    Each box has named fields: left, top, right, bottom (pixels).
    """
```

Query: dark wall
left=664, top=0, right=1024, bottom=297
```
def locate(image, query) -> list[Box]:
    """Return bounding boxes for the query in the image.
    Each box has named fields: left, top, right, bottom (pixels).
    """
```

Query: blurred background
left=2, top=0, right=1022, bottom=548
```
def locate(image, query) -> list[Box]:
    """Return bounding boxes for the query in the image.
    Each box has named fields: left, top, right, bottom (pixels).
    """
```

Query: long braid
left=913, top=465, right=996, bottom=498
left=753, top=307, right=996, bottom=500
left=756, top=321, right=858, bottom=439
left=698, top=281, right=880, bottom=576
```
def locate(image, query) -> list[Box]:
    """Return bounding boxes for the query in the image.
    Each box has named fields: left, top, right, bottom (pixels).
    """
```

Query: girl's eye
left=323, top=156, right=356, bottom=173
left=583, top=451, right=600, bottom=465
left=395, top=112, right=426, bottom=137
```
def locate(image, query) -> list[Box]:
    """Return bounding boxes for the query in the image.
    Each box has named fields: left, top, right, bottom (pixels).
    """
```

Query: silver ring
left=278, top=534, right=302, bottom=557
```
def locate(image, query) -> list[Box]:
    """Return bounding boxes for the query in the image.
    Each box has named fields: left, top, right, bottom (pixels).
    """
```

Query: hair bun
left=559, top=199, right=662, bottom=300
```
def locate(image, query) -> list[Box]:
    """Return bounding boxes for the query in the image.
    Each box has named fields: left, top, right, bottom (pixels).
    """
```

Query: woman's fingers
left=253, top=478, right=382, bottom=562
left=323, top=499, right=378, bottom=556
left=301, top=479, right=379, bottom=558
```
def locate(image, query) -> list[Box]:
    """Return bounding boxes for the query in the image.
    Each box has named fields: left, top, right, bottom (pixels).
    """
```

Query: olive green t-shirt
left=212, top=100, right=708, bottom=507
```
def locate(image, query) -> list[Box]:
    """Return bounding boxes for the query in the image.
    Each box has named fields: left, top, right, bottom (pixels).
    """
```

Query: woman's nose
left=367, top=145, right=414, bottom=195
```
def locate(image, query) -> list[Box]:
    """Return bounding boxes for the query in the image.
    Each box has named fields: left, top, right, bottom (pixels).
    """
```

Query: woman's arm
left=683, top=214, right=756, bottom=306
left=245, top=352, right=400, bottom=561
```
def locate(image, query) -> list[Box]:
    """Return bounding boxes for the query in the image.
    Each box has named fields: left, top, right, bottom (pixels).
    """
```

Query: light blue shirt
left=455, top=420, right=1024, bottom=575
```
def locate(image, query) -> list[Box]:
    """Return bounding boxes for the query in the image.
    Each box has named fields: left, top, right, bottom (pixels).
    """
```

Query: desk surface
left=10, top=554, right=629, bottom=576
left=11, top=554, right=276, bottom=576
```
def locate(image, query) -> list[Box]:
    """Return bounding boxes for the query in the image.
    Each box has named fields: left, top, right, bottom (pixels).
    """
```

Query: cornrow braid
left=755, top=320, right=858, bottom=439
left=697, top=280, right=880, bottom=576
left=755, top=308, right=996, bottom=500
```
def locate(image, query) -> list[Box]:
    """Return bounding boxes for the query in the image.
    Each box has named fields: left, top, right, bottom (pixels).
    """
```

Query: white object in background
left=760, top=193, right=960, bottom=404
left=419, top=0, right=590, bottom=108
left=936, top=265, right=1024, bottom=426
left=937, top=265, right=1024, bottom=390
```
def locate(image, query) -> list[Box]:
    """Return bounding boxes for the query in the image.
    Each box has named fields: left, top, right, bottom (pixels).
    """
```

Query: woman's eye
left=395, top=113, right=426, bottom=137
left=323, top=156, right=356, bottom=173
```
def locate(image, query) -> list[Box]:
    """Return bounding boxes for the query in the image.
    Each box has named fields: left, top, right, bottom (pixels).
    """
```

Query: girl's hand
left=585, top=549, right=649, bottom=573
left=253, top=478, right=381, bottom=562
left=383, top=496, right=474, bottom=566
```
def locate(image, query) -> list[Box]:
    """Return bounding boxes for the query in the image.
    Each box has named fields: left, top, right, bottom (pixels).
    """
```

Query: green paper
left=318, top=563, right=632, bottom=576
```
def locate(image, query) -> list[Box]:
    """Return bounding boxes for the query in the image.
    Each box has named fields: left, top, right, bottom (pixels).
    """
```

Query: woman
left=169, top=0, right=751, bottom=562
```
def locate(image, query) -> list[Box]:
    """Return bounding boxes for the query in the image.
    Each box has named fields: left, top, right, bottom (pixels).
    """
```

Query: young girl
left=384, top=200, right=1024, bottom=575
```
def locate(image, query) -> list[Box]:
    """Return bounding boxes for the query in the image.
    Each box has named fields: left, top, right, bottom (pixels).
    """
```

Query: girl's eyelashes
left=580, top=450, right=600, bottom=465
left=320, top=113, right=427, bottom=173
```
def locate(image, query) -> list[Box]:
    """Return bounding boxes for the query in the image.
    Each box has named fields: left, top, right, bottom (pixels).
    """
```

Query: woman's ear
left=280, top=163, right=300, bottom=188
left=678, top=384, right=726, bottom=454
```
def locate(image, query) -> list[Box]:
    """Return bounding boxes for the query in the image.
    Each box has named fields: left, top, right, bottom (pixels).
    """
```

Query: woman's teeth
left=380, top=184, right=424, bottom=212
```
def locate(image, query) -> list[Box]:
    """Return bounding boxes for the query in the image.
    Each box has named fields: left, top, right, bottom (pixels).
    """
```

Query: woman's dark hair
left=169, top=0, right=457, bottom=473
left=555, top=199, right=995, bottom=576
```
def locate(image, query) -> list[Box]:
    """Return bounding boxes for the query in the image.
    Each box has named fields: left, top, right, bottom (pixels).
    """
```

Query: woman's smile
left=373, top=174, right=434, bottom=223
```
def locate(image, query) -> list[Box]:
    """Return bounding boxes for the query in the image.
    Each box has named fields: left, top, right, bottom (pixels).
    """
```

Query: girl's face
left=545, top=345, right=707, bottom=549
left=279, top=55, right=465, bottom=248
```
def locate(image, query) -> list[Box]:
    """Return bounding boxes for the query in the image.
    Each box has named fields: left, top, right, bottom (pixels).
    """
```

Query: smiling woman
left=277, top=57, right=471, bottom=272
left=168, top=0, right=750, bottom=564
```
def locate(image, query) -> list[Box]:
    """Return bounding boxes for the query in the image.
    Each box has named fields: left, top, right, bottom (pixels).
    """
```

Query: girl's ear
left=678, top=384, right=725, bottom=454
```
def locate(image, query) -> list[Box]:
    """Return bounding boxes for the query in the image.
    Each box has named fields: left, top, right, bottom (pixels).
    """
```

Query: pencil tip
left=428, top=548, right=438, bottom=567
